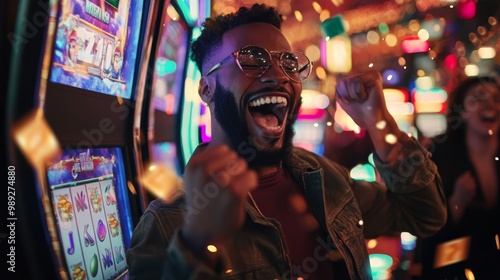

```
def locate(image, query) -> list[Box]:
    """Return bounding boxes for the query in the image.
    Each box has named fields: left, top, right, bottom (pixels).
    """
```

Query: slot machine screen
left=49, top=0, right=144, bottom=99
left=47, top=147, right=133, bottom=279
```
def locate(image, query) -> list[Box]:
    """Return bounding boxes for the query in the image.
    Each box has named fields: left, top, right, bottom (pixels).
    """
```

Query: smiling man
left=200, top=20, right=304, bottom=171
left=126, top=4, right=447, bottom=280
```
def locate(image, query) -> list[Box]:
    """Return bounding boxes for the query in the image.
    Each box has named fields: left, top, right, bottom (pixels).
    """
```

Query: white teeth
left=249, top=96, right=288, bottom=108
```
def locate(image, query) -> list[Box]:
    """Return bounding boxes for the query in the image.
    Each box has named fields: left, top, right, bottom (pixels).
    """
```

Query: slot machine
left=145, top=0, right=190, bottom=176
left=136, top=0, right=210, bottom=202
left=178, top=0, right=211, bottom=165
left=5, top=0, right=153, bottom=279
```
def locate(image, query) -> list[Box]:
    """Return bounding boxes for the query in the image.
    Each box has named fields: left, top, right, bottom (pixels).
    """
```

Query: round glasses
left=206, top=45, right=313, bottom=82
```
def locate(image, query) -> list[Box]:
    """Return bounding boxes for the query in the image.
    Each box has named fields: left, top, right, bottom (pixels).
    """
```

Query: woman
left=412, top=76, right=500, bottom=279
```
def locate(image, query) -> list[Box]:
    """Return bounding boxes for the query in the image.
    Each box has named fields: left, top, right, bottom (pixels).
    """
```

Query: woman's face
left=461, top=82, right=500, bottom=136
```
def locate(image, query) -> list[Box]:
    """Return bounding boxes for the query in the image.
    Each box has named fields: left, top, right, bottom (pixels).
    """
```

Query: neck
left=465, top=128, right=498, bottom=154
left=253, top=165, right=281, bottom=177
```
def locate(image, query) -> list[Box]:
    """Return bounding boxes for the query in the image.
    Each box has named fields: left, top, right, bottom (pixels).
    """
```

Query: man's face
left=206, top=22, right=303, bottom=164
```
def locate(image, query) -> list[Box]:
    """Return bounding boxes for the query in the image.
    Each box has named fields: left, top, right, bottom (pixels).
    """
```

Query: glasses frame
left=205, top=45, right=313, bottom=82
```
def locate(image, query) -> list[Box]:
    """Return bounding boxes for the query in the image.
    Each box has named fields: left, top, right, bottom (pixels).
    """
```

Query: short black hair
left=190, top=4, right=283, bottom=75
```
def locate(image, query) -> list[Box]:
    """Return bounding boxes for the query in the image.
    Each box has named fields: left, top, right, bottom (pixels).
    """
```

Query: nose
left=259, top=57, right=290, bottom=85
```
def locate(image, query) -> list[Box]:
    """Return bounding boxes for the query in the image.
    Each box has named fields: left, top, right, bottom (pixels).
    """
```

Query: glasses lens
left=281, top=52, right=300, bottom=81
left=281, top=52, right=311, bottom=81
left=237, top=46, right=270, bottom=77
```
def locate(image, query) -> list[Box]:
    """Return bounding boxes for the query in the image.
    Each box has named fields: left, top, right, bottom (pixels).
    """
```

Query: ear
left=198, top=77, right=215, bottom=103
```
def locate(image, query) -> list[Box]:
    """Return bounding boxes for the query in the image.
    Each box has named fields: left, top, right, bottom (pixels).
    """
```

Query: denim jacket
left=126, top=136, right=446, bottom=279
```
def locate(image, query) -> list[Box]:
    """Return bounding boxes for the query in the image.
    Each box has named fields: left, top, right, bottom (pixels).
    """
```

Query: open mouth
left=247, top=94, right=289, bottom=136
left=480, top=110, right=499, bottom=123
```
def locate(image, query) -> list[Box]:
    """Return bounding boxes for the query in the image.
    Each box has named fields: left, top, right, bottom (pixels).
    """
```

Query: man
left=126, top=4, right=446, bottom=279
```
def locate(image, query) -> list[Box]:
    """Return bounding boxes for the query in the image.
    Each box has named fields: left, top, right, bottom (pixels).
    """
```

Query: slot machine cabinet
left=147, top=0, right=189, bottom=176
left=135, top=0, right=210, bottom=203
left=5, top=0, right=154, bottom=279
left=5, top=0, right=56, bottom=278
left=133, top=0, right=187, bottom=205
left=174, top=1, right=211, bottom=164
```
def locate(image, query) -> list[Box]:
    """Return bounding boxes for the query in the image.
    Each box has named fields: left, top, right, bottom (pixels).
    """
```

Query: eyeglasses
left=205, top=45, right=313, bottom=82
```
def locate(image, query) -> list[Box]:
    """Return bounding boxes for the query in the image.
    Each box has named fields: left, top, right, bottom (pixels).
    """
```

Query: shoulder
left=290, top=147, right=350, bottom=179
left=140, top=198, right=186, bottom=231
left=145, top=197, right=186, bottom=211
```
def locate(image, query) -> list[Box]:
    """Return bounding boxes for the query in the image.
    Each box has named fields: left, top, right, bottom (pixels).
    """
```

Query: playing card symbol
left=102, top=248, right=113, bottom=268
left=75, top=191, right=87, bottom=212
left=105, top=185, right=116, bottom=205
left=114, top=246, right=124, bottom=263
left=84, top=224, right=95, bottom=247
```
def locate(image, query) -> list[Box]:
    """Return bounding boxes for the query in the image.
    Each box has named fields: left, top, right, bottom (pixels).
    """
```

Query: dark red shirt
left=250, top=169, right=334, bottom=280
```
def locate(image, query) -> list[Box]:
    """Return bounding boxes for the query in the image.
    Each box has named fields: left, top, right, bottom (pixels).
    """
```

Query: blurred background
left=2, top=0, right=499, bottom=279
left=219, top=0, right=500, bottom=167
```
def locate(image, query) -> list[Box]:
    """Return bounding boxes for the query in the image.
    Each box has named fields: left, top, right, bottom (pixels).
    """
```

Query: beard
left=212, top=80, right=299, bottom=169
